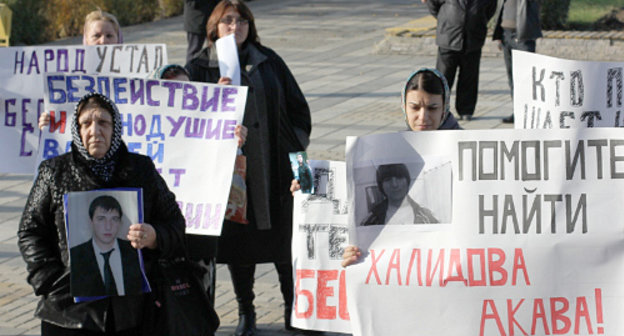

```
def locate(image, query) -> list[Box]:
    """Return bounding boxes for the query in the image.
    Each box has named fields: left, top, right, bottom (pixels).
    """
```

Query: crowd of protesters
left=17, top=1, right=542, bottom=336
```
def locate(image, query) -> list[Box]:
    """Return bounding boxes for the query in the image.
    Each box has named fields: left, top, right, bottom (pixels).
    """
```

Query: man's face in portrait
left=90, top=206, right=122, bottom=249
left=297, top=154, right=304, bottom=165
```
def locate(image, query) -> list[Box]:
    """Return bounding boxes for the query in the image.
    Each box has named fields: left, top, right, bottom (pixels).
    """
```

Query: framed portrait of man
left=64, top=188, right=149, bottom=302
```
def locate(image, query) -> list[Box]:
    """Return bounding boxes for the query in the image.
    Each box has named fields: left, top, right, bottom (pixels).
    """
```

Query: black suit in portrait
left=70, top=238, right=143, bottom=297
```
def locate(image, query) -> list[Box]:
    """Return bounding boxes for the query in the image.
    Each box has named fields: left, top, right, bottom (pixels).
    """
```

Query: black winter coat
left=492, top=0, right=542, bottom=42
left=186, top=43, right=311, bottom=264
left=183, top=0, right=218, bottom=34
left=427, top=0, right=497, bottom=52
left=17, top=143, right=185, bottom=332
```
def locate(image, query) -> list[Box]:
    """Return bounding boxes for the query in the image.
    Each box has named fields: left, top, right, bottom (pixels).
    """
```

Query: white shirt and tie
left=92, top=239, right=125, bottom=295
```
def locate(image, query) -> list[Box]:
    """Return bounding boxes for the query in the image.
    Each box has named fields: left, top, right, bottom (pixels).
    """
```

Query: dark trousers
left=436, top=47, right=483, bottom=116
left=186, top=32, right=206, bottom=64
left=501, top=28, right=537, bottom=97
left=197, top=257, right=216, bottom=307
left=227, top=262, right=294, bottom=315
left=41, top=321, right=139, bottom=336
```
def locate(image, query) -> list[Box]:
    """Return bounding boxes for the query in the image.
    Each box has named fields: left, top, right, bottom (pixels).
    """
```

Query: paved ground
left=2, top=0, right=586, bottom=334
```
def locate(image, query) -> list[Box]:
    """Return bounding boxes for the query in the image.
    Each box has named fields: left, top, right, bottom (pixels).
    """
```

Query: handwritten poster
left=513, top=50, right=624, bottom=129
left=0, top=44, right=167, bottom=173
left=41, top=73, right=246, bottom=236
left=345, top=128, right=624, bottom=336
left=291, top=160, right=351, bottom=333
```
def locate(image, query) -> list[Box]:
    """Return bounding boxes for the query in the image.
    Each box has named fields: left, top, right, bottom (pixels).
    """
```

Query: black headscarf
left=71, top=92, right=123, bottom=182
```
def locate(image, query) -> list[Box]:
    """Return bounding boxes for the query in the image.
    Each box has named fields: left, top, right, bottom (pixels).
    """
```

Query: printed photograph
left=353, top=157, right=452, bottom=226
left=64, top=189, right=147, bottom=300
left=290, top=151, right=314, bottom=194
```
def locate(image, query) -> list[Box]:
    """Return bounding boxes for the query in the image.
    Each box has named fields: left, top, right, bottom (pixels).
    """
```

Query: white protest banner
left=0, top=44, right=167, bottom=173
left=513, top=50, right=623, bottom=129
left=345, top=128, right=624, bottom=336
left=291, top=160, right=351, bottom=333
left=40, top=73, right=246, bottom=236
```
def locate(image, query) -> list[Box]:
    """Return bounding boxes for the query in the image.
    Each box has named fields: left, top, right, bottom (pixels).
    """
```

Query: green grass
left=568, top=0, right=624, bottom=28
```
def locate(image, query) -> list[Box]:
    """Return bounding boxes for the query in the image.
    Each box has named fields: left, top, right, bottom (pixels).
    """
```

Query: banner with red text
left=291, top=160, right=351, bottom=333
left=40, top=73, right=246, bottom=236
left=0, top=44, right=167, bottom=173
left=345, top=128, right=624, bottom=336
left=513, top=50, right=623, bottom=129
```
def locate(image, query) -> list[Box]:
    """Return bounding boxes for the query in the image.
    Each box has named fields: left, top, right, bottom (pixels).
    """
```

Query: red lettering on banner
left=294, top=268, right=350, bottom=321
left=467, top=248, right=487, bottom=286
left=530, top=298, right=550, bottom=335
left=364, top=247, right=530, bottom=287
left=338, top=270, right=349, bottom=320
left=366, top=249, right=384, bottom=285
left=507, top=299, right=527, bottom=335
left=480, top=289, right=605, bottom=336
left=512, top=248, right=530, bottom=285
left=48, top=110, right=67, bottom=133
left=574, top=296, right=593, bottom=334
left=426, top=249, right=444, bottom=286
left=488, top=248, right=508, bottom=286
left=317, top=270, right=337, bottom=319
left=551, top=297, right=571, bottom=334
left=386, top=249, right=402, bottom=285
left=444, top=248, right=467, bottom=285
left=480, top=299, right=506, bottom=336
left=295, top=269, right=314, bottom=319
left=405, top=248, right=422, bottom=286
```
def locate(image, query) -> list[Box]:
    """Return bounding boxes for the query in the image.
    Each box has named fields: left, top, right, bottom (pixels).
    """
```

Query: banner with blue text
left=0, top=44, right=167, bottom=173
left=40, top=73, right=246, bottom=236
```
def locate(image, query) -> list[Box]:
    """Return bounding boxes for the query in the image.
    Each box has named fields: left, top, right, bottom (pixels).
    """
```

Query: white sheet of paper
left=215, top=34, right=241, bottom=86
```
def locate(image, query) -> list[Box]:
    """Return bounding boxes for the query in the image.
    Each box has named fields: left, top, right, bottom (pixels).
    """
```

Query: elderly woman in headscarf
left=18, top=92, right=185, bottom=336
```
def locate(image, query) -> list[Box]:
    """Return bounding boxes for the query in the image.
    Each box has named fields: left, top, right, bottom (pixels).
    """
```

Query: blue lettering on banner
left=42, top=139, right=60, bottom=159
left=121, top=113, right=133, bottom=136
left=168, top=168, right=186, bottom=187
left=47, top=75, right=67, bottom=104
left=183, top=84, right=199, bottom=110
left=134, top=114, right=146, bottom=136
left=167, top=116, right=185, bottom=137
left=201, top=87, right=220, bottom=112
left=113, top=78, right=128, bottom=104
left=221, top=87, right=238, bottom=111
left=127, top=142, right=142, bottom=153
left=130, top=78, right=145, bottom=105
left=147, top=141, right=164, bottom=163
left=13, top=48, right=85, bottom=75
left=146, top=115, right=165, bottom=141
left=180, top=202, right=223, bottom=230
left=66, top=75, right=81, bottom=103
left=162, top=82, right=183, bottom=107
left=5, top=99, right=16, bottom=126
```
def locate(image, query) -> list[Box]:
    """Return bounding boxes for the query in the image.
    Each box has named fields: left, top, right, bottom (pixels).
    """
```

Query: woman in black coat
left=18, top=92, right=186, bottom=335
left=186, top=1, right=311, bottom=335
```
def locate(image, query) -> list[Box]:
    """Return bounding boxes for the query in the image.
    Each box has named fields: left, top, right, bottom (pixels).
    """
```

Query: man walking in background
left=494, top=0, right=543, bottom=124
left=427, top=0, right=497, bottom=121
left=184, top=0, right=219, bottom=63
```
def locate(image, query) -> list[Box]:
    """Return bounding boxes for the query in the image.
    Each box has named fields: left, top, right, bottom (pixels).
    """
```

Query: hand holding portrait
left=128, top=223, right=157, bottom=249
